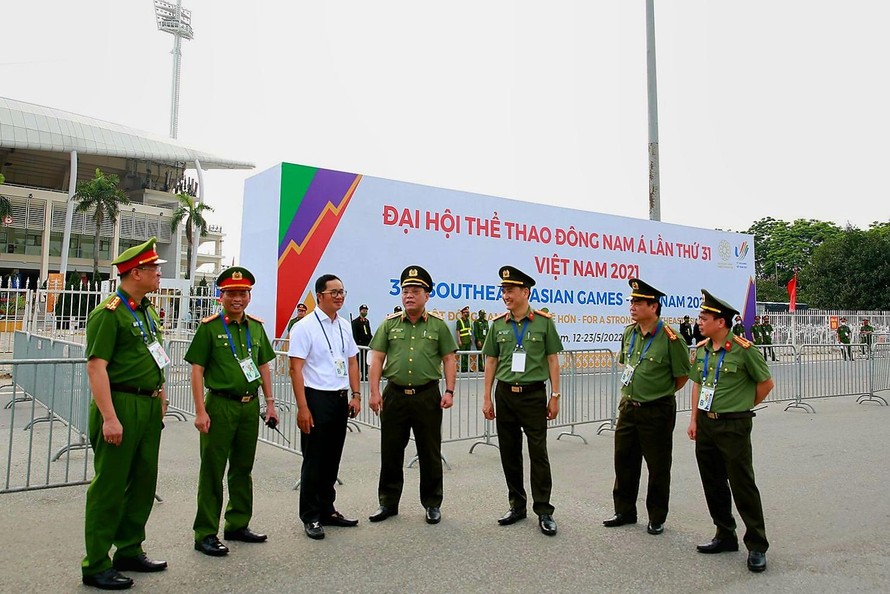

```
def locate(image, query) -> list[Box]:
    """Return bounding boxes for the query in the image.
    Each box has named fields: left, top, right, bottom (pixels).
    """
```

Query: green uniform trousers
left=612, top=396, right=676, bottom=524
left=193, top=393, right=260, bottom=541
left=459, top=342, right=472, bottom=372
left=495, top=382, right=554, bottom=516
left=378, top=382, right=443, bottom=508
left=695, top=412, right=769, bottom=552
left=82, top=392, right=162, bottom=576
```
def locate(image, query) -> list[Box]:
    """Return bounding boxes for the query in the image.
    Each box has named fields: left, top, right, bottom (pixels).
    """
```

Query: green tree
left=170, top=193, right=214, bottom=280
left=74, top=168, right=130, bottom=280
left=0, top=172, right=11, bottom=221
left=801, top=229, right=890, bottom=310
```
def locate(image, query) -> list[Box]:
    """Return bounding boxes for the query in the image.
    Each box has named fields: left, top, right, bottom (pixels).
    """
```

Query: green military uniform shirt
left=732, top=322, right=746, bottom=337
left=473, top=318, right=490, bottom=347
left=482, top=308, right=563, bottom=383
left=85, top=289, right=165, bottom=389
left=184, top=313, right=276, bottom=395
left=760, top=323, right=774, bottom=344
left=860, top=324, right=875, bottom=343
left=749, top=324, right=763, bottom=345
left=691, top=336, right=771, bottom=413
left=837, top=324, right=852, bottom=344
left=619, top=321, right=691, bottom=402
left=370, top=311, right=458, bottom=385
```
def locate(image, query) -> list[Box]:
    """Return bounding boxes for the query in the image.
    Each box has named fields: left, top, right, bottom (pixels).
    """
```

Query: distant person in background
left=760, top=316, right=777, bottom=361
left=474, top=309, right=490, bottom=372
left=859, top=318, right=875, bottom=357
left=286, top=303, right=308, bottom=335
left=749, top=316, right=763, bottom=349
left=692, top=317, right=705, bottom=344
left=456, top=306, right=474, bottom=372
left=732, top=315, right=746, bottom=337
left=836, top=317, right=853, bottom=361
left=352, top=304, right=372, bottom=380
left=679, top=315, right=695, bottom=346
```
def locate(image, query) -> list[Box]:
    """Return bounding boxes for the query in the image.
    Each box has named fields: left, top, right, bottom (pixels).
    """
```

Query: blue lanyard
left=315, top=310, right=345, bottom=356
left=627, top=321, right=662, bottom=365
left=703, top=347, right=727, bottom=387
left=221, top=313, right=253, bottom=360
left=510, top=316, right=531, bottom=350
left=116, top=290, right=157, bottom=344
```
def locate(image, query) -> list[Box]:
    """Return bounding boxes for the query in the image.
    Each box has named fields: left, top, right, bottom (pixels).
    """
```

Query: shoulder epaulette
left=428, top=311, right=445, bottom=320
left=492, top=311, right=509, bottom=321
left=105, top=296, right=121, bottom=311
left=732, top=335, right=752, bottom=349
left=663, top=325, right=678, bottom=341
left=202, top=313, right=220, bottom=324
left=696, top=338, right=709, bottom=347
left=534, top=309, right=552, bottom=319
left=386, top=312, right=402, bottom=320
left=246, top=313, right=264, bottom=323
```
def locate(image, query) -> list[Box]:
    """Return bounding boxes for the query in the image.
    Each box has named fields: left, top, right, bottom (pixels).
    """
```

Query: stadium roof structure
left=0, top=96, right=253, bottom=170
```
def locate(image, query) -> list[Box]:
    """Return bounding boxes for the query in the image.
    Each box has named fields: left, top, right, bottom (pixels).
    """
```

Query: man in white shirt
left=288, top=274, right=362, bottom=540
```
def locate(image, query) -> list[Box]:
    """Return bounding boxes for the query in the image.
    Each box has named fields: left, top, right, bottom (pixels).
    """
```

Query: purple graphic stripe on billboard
left=279, top=169, right=359, bottom=255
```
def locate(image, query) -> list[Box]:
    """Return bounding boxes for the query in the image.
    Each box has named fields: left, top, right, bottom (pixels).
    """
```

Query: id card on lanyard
left=510, top=318, right=530, bottom=373
left=118, top=291, right=169, bottom=370
left=222, top=314, right=260, bottom=382
left=621, top=322, right=662, bottom=386
left=316, top=311, right=348, bottom=377
left=697, top=348, right=726, bottom=411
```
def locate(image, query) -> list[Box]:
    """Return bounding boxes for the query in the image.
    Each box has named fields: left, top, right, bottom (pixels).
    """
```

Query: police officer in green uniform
left=352, top=304, right=372, bottom=380
left=185, top=267, right=278, bottom=557
left=82, top=237, right=169, bottom=591
left=749, top=316, right=763, bottom=346
left=732, top=315, right=746, bottom=337
left=760, top=315, right=777, bottom=361
left=367, top=266, right=457, bottom=524
left=474, top=309, right=490, bottom=372
left=687, top=290, right=774, bottom=573
left=859, top=318, right=875, bottom=357
left=837, top=317, right=853, bottom=361
left=482, top=266, right=563, bottom=536
left=603, top=279, right=690, bottom=535
left=456, top=306, right=474, bottom=372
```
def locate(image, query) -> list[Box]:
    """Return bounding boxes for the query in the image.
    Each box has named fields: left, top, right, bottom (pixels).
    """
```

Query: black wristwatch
left=445, top=389, right=455, bottom=395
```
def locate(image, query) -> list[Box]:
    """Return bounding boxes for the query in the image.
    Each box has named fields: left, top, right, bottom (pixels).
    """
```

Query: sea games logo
left=717, top=240, right=734, bottom=270
left=734, top=240, right=750, bottom=270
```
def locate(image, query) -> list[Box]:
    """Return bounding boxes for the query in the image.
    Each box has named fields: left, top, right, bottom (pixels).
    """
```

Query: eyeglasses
left=321, top=289, right=347, bottom=297
left=136, top=265, right=160, bottom=271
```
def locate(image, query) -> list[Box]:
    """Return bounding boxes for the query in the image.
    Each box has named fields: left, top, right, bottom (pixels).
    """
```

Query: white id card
left=147, top=341, right=170, bottom=370
left=334, top=357, right=348, bottom=378
left=697, top=386, right=715, bottom=411
left=511, top=350, right=527, bottom=373
left=239, top=357, right=261, bottom=382
left=620, top=364, right=636, bottom=386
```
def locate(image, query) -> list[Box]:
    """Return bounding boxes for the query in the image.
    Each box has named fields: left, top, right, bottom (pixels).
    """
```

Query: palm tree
left=170, top=192, right=214, bottom=280
left=0, top=173, right=11, bottom=221
left=74, top=168, right=130, bottom=280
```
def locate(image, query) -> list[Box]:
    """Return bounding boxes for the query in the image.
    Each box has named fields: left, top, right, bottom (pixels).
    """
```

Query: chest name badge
left=239, top=357, right=261, bottom=382
left=620, top=364, right=635, bottom=386
left=511, top=348, right=526, bottom=373
left=147, top=341, right=171, bottom=370
left=697, top=386, right=715, bottom=411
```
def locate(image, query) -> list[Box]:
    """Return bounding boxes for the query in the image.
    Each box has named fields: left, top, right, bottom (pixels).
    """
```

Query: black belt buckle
left=240, top=395, right=252, bottom=403
left=510, top=385, right=522, bottom=393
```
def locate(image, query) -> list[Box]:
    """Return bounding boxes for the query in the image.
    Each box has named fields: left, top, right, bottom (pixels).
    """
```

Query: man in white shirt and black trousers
left=288, top=274, right=362, bottom=540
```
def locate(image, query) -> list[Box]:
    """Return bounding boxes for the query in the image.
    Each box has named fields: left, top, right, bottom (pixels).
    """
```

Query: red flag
left=787, top=272, right=798, bottom=313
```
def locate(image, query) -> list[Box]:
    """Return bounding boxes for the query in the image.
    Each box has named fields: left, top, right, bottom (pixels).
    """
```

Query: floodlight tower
left=154, top=0, right=194, bottom=139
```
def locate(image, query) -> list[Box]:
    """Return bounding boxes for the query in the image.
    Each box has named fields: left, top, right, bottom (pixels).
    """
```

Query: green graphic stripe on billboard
left=279, top=163, right=318, bottom=245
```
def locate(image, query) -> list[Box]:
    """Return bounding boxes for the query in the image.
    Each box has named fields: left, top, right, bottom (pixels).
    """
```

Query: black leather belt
left=702, top=410, right=756, bottom=420
left=110, top=383, right=161, bottom=398
left=211, top=390, right=258, bottom=403
left=305, top=387, right=348, bottom=397
left=626, top=395, right=674, bottom=407
left=388, top=380, right=437, bottom=395
left=500, top=381, right=545, bottom=394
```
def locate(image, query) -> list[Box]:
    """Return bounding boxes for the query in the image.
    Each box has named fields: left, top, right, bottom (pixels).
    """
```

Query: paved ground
left=1, top=395, right=889, bottom=593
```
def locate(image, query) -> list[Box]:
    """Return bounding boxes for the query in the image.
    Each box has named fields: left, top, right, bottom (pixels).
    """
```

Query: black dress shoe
left=538, top=514, right=557, bottom=536
left=224, top=526, right=268, bottom=542
left=647, top=522, right=665, bottom=535
left=321, top=511, right=359, bottom=527
left=112, top=553, right=168, bottom=572
left=696, top=537, right=740, bottom=554
left=603, top=513, right=637, bottom=527
left=425, top=507, right=441, bottom=524
left=304, top=521, right=325, bottom=540
left=82, top=569, right=134, bottom=590
left=747, top=551, right=767, bottom=572
left=194, top=535, right=229, bottom=557
left=369, top=506, right=399, bottom=522
left=497, top=508, right=528, bottom=525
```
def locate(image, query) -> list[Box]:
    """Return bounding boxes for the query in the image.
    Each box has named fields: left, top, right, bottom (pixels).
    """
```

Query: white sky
left=4, top=1, right=888, bottom=261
